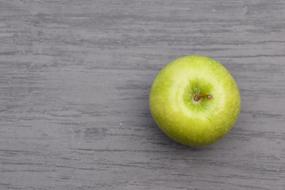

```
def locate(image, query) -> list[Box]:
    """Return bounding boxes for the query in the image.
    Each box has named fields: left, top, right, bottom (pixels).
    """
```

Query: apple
left=149, top=55, right=240, bottom=147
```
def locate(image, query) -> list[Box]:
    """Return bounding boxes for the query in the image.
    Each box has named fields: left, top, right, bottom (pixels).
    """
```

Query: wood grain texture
left=0, top=0, right=284, bottom=189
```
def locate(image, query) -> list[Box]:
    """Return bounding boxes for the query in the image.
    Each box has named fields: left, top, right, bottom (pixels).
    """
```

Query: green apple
left=149, top=55, right=240, bottom=147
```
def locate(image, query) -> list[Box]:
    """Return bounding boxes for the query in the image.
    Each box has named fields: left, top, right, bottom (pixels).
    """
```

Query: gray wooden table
left=0, top=0, right=284, bottom=189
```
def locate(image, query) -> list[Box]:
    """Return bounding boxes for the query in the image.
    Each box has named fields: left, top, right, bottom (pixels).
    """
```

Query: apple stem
left=193, top=94, right=213, bottom=102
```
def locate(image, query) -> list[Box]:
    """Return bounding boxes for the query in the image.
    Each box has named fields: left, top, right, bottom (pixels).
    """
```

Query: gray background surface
left=0, top=0, right=285, bottom=189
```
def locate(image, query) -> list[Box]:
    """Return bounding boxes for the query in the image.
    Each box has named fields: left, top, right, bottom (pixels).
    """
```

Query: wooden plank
left=0, top=0, right=284, bottom=189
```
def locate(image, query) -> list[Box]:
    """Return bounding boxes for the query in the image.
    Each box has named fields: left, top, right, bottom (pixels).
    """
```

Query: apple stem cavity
left=193, top=94, right=213, bottom=102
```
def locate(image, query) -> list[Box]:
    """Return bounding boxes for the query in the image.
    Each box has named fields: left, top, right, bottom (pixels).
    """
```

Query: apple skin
left=149, top=55, right=241, bottom=147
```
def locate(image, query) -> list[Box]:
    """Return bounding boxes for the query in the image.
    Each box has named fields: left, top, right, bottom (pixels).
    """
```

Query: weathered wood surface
left=0, top=0, right=284, bottom=189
